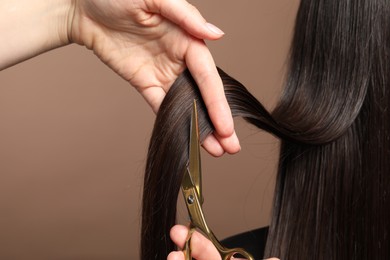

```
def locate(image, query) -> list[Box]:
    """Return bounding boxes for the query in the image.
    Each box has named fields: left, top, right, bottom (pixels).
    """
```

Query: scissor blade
left=181, top=168, right=194, bottom=192
left=188, top=100, right=203, bottom=203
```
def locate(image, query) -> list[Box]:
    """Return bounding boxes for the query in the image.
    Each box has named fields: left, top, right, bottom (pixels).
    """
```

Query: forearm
left=0, top=0, right=73, bottom=69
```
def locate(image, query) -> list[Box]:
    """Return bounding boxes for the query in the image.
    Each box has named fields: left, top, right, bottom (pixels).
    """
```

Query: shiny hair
left=141, top=0, right=390, bottom=259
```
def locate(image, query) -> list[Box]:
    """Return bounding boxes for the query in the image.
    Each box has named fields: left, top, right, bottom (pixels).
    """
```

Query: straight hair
left=141, top=0, right=390, bottom=259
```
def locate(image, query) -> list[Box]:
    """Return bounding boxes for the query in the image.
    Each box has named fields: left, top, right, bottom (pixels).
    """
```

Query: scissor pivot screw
left=187, top=195, right=195, bottom=204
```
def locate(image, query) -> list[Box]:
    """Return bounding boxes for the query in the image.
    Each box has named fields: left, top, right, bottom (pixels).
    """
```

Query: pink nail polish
left=206, top=22, right=225, bottom=35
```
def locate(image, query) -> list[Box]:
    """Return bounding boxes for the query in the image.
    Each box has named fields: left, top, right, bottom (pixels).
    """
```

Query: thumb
left=170, top=225, right=221, bottom=260
left=169, top=225, right=278, bottom=260
left=146, top=0, right=225, bottom=39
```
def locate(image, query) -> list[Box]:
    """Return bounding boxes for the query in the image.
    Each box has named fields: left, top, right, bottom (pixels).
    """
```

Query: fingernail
left=202, top=134, right=225, bottom=157
left=205, top=22, right=225, bottom=35
left=232, top=131, right=241, bottom=152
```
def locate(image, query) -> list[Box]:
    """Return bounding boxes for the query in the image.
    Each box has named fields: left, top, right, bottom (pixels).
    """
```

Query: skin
left=0, top=0, right=241, bottom=156
left=1, top=1, right=242, bottom=257
left=168, top=225, right=279, bottom=260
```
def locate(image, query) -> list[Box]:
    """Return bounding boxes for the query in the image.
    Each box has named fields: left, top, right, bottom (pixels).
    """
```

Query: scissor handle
left=210, top=232, right=255, bottom=260
left=183, top=227, right=194, bottom=260
left=218, top=247, right=255, bottom=260
left=182, top=227, right=255, bottom=260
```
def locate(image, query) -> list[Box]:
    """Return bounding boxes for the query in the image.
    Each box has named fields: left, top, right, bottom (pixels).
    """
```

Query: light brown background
left=0, top=1, right=299, bottom=259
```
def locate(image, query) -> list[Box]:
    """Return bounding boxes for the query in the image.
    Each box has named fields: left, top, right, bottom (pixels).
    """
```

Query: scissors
left=181, top=100, right=255, bottom=260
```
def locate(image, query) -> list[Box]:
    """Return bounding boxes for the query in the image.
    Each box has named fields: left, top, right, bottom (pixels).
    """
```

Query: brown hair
left=141, top=0, right=390, bottom=259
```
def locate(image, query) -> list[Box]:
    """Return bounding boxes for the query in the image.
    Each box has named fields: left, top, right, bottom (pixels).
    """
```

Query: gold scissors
left=181, top=100, right=254, bottom=260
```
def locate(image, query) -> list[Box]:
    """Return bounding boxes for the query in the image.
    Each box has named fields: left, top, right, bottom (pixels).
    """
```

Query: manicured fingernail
left=206, top=22, right=225, bottom=35
left=232, top=131, right=241, bottom=152
left=202, top=134, right=225, bottom=157
left=217, top=131, right=241, bottom=155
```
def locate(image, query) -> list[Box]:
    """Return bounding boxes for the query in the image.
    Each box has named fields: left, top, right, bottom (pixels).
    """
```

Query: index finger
left=185, top=39, right=234, bottom=138
left=145, top=0, right=224, bottom=40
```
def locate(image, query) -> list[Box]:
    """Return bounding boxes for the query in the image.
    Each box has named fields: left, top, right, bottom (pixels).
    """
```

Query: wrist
left=48, top=0, right=76, bottom=47
left=0, top=0, right=75, bottom=69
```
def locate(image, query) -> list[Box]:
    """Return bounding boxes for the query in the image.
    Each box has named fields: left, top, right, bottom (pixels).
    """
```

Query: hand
left=69, top=0, right=241, bottom=156
left=168, top=225, right=280, bottom=260
left=0, top=0, right=240, bottom=156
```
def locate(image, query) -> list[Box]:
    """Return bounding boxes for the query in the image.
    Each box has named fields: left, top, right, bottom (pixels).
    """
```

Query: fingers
left=146, top=0, right=224, bottom=40
left=169, top=225, right=270, bottom=260
left=170, top=225, right=222, bottom=260
left=185, top=40, right=241, bottom=154
left=202, top=134, right=225, bottom=157
left=167, top=251, right=185, bottom=260
left=139, top=87, right=238, bottom=157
